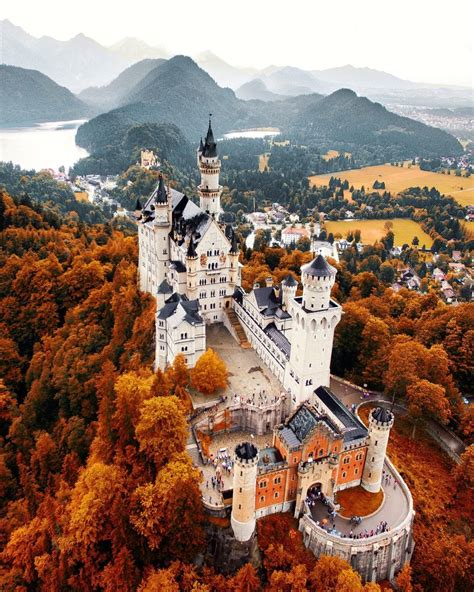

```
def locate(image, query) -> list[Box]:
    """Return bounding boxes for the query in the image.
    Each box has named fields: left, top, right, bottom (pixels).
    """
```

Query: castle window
left=240, top=471, right=243, bottom=477
left=274, top=492, right=279, bottom=499
left=274, top=476, right=281, bottom=485
left=369, top=472, right=372, bottom=478
left=355, top=468, right=359, bottom=475
left=319, top=449, right=324, bottom=457
left=181, top=346, right=188, bottom=352
left=343, top=457, right=350, bottom=464
left=375, top=440, right=378, bottom=446
left=342, top=471, right=347, bottom=478
left=356, top=453, right=362, bottom=461
left=239, top=487, right=242, bottom=493
left=372, top=457, right=375, bottom=462
left=259, top=481, right=267, bottom=488
left=238, top=504, right=241, bottom=509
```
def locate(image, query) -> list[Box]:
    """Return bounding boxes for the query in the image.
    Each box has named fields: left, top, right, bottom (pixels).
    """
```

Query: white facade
left=137, top=120, right=240, bottom=369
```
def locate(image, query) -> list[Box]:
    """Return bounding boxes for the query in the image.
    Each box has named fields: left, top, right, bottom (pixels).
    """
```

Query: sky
left=2, top=0, right=473, bottom=87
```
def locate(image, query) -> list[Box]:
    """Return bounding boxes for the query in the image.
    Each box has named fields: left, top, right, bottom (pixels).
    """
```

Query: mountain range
left=75, top=56, right=462, bottom=160
left=0, top=65, right=88, bottom=126
left=1, top=19, right=472, bottom=108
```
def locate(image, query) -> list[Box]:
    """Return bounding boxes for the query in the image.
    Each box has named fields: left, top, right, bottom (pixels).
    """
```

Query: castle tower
left=152, top=174, right=172, bottom=290
left=282, top=274, right=298, bottom=309
left=197, top=116, right=222, bottom=220
left=186, top=236, right=199, bottom=299
left=228, top=231, right=240, bottom=287
left=362, top=407, right=394, bottom=493
left=231, top=442, right=259, bottom=542
left=284, top=255, right=341, bottom=408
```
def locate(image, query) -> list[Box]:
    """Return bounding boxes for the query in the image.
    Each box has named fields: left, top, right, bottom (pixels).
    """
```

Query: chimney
left=253, top=281, right=260, bottom=290
left=265, top=276, right=273, bottom=288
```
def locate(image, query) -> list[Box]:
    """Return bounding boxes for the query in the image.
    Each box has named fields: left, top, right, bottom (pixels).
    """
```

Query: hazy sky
left=2, top=0, right=473, bottom=87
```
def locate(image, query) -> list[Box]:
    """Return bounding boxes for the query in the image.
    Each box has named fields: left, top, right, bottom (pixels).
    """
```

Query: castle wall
left=298, top=455, right=415, bottom=582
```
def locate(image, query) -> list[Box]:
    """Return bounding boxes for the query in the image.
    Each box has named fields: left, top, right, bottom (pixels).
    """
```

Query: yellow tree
left=131, top=452, right=204, bottom=560
left=309, top=555, right=352, bottom=592
left=190, top=348, right=228, bottom=395
left=135, top=396, right=188, bottom=468
left=150, top=367, right=171, bottom=398
left=396, top=563, right=413, bottom=592
left=231, top=563, right=261, bottom=591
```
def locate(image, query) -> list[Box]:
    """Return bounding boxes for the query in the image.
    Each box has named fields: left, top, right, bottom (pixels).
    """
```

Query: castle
left=137, top=119, right=414, bottom=582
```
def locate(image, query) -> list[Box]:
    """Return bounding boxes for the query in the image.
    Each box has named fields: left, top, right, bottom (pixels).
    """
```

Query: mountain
left=108, top=37, right=168, bottom=61
left=79, top=59, right=165, bottom=110
left=312, top=65, right=416, bottom=92
left=194, top=51, right=258, bottom=89
left=0, top=65, right=88, bottom=126
left=0, top=19, right=129, bottom=92
left=236, top=79, right=287, bottom=102
left=76, top=56, right=262, bottom=152
left=76, top=57, right=462, bottom=161
left=263, top=66, right=329, bottom=96
left=292, top=88, right=462, bottom=155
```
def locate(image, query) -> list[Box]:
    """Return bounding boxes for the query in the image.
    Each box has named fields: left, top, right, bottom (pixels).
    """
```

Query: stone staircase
left=225, top=309, right=251, bottom=349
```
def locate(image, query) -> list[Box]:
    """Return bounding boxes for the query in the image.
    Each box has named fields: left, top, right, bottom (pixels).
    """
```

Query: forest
left=0, top=189, right=472, bottom=591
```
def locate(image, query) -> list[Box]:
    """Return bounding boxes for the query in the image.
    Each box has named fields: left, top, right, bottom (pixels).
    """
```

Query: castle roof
left=135, top=198, right=142, bottom=211
left=154, top=175, right=167, bottom=203
left=302, top=254, right=336, bottom=278
left=157, top=293, right=203, bottom=325
left=282, top=274, right=298, bottom=287
left=314, top=386, right=368, bottom=442
left=157, top=279, right=173, bottom=294
left=202, top=117, right=217, bottom=158
left=187, top=236, right=197, bottom=258
left=372, top=407, right=393, bottom=424
left=264, top=323, right=291, bottom=358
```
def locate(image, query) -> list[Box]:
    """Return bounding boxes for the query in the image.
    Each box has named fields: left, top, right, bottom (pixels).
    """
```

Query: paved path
left=330, top=376, right=465, bottom=461
left=310, top=461, right=408, bottom=539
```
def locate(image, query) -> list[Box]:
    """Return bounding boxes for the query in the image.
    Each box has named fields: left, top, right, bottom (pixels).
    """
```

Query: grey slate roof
left=303, top=254, right=336, bottom=277
left=157, top=293, right=203, bottom=324
left=314, top=386, right=368, bottom=442
left=372, top=407, right=393, bottom=424
left=264, top=323, right=291, bottom=358
left=282, top=274, right=298, bottom=287
left=157, top=279, right=173, bottom=294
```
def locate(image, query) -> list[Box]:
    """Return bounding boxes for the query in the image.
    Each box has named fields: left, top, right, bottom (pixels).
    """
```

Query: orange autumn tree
left=190, top=348, right=228, bottom=394
left=406, top=379, right=451, bottom=437
left=135, top=395, right=188, bottom=469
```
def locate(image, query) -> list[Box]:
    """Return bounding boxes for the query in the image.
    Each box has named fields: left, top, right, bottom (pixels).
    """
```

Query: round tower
left=228, top=231, right=240, bottom=287
left=197, top=117, right=222, bottom=219
left=282, top=274, right=298, bottom=309
left=362, top=407, right=394, bottom=493
left=301, top=254, right=337, bottom=311
left=231, top=442, right=259, bottom=542
left=186, top=236, right=199, bottom=298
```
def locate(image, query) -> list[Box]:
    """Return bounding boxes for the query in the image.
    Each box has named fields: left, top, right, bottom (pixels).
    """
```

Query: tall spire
left=155, top=174, right=167, bottom=203
left=202, top=113, right=217, bottom=157
left=187, top=235, right=197, bottom=258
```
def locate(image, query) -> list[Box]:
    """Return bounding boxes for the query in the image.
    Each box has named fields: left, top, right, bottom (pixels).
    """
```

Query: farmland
left=309, top=163, right=474, bottom=206
left=324, top=218, right=433, bottom=247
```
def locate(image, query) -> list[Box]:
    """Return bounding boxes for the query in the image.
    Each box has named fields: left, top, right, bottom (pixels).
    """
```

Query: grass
left=324, top=218, right=433, bottom=247
left=309, top=163, right=474, bottom=207
left=321, top=149, right=352, bottom=161
left=336, top=486, right=384, bottom=517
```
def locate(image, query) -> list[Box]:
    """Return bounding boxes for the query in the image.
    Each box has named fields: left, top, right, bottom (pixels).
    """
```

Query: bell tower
left=197, top=115, right=222, bottom=220
left=284, top=255, right=342, bottom=408
left=231, top=442, right=259, bottom=542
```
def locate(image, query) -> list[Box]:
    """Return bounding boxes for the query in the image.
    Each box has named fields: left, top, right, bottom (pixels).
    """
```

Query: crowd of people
left=231, top=390, right=281, bottom=408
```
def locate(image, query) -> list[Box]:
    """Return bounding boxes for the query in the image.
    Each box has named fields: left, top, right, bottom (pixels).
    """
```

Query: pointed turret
left=230, top=230, right=239, bottom=254
left=199, top=137, right=204, bottom=152
left=187, top=235, right=198, bottom=258
left=202, top=115, right=217, bottom=157
left=155, top=174, right=167, bottom=204
left=135, top=198, right=142, bottom=211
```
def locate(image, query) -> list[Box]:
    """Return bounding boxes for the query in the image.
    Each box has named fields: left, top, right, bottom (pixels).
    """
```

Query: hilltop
left=0, top=65, right=88, bottom=126
left=76, top=57, right=463, bottom=165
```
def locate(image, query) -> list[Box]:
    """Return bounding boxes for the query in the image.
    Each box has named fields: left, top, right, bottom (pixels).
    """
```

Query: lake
left=223, top=128, right=280, bottom=140
left=0, top=120, right=88, bottom=172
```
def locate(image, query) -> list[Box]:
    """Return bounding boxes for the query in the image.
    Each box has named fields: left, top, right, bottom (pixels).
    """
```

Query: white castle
left=137, top=118, right=341, bottom=409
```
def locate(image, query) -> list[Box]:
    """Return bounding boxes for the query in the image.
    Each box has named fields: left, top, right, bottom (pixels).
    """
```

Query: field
left=321, top=149, right=352, bottom=161
left=324, top=218, right=433, bottom=247
left=259, top=153, right=270, bottom=172
left=309, top=163, right=474, bottom=207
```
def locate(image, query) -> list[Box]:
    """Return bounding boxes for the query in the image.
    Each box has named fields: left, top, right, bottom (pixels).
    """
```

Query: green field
left=324, top=218, right=433, bottom=248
